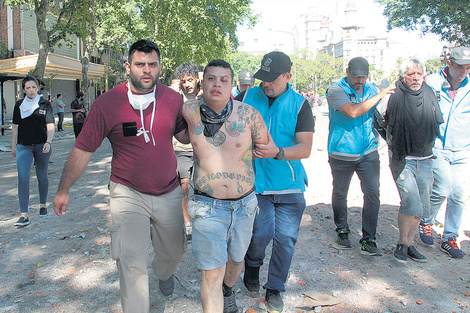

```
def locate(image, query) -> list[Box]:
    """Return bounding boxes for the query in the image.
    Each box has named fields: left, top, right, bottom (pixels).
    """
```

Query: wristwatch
left=274, top=147, right=285, bottom=160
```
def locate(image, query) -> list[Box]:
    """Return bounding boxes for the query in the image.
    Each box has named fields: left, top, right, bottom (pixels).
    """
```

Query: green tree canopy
left=95, top=0, right=257, bottom=83
left=376, top=0, right=470, bottom=45
left=6, top=0, right=89, bottom=79
left=295, top=50, right=344, bottom=95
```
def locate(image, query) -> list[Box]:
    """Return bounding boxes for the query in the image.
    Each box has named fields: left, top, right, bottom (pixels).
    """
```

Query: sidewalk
left=0, top=107, right=469, bottom=312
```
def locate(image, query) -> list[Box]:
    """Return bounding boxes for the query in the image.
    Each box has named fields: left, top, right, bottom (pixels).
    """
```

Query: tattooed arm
left=182, top=99, right=204, bottom=136
left=249, top=106, right=268, bottom=145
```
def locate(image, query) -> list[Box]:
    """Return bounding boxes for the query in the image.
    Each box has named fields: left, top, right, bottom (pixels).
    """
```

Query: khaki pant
left=109, top=182, right=187, bottom=313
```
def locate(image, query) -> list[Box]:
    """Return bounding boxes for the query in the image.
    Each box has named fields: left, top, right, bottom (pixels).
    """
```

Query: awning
left=0, top=53, right=105, bottom=80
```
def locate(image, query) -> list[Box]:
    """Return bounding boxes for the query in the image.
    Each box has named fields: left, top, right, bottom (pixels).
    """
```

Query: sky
left=236, top=0, right=446, bottom=61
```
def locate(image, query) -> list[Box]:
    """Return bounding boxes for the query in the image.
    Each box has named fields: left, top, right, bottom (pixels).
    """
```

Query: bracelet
left=44, top=142, right=51, bottom=146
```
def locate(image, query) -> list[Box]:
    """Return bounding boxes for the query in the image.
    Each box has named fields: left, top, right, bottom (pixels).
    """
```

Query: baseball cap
left=254, top=51, right=292, bottom=82
left=77, top=91, right=86, bottom=98
left=348, top=57, right=369, bottom=77
left=449, top=47, right=470, bottom=65
left=238, top=69, right=255, bottom=85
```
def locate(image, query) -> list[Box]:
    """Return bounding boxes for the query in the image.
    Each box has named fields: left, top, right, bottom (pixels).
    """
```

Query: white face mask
left=127, top=83, right=156, bottom=110
left=127, top=82, right=157, bottom=145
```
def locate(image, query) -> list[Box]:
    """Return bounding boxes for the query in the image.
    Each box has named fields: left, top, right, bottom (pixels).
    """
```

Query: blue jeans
left=57, top=112, right=64, bottom=130
left=190, top=191, right=258, bottom=270
left=16, top=144, right=51, bottom=213
left=421, top=148, right=470, bottom=241
left=244, top=193, right=306, bottom=292
left=328, top=151, right=380, bottom=241
left=392, top=158, right=433, bottom=217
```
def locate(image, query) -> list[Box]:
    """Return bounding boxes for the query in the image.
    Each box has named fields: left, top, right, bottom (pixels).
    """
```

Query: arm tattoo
left=237, top=105, right=250, bottom=122
left=191, top=120, right=204, bottom=135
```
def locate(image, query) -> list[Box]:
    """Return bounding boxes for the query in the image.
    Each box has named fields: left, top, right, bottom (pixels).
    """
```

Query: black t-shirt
left=235, top=89, right=315, bottom=133
left=13, top=96, right=55, bottom=145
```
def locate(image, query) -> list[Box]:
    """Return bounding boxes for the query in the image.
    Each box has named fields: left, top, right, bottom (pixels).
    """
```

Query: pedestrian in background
left=56, top=93, right=65, bottom=131
left=11, top=75, right=55, bottom=226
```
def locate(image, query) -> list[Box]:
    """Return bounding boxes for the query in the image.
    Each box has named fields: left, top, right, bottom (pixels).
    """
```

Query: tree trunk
left=32, top=1, right=50, bottom=80
left=81, top=0, right=97, bottom=109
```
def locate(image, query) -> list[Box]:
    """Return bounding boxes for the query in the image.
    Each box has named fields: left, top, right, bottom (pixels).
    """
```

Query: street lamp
left=270, top=29, right=297, bottom=91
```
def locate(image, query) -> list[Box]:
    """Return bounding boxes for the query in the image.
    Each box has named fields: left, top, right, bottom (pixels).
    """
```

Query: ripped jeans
left=189, top=190, right=258, bottom=270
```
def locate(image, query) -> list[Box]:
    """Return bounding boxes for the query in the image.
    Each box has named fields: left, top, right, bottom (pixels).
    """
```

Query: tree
left=425, top=57, right=443, bottom=75
left=94, top=0, right=257, bottom=84
left=228, top=51, right=262, bottom=84
left=376, top=0, right=470, bottom=45
left=6, top=0, right=88, bottom=79
left=294, top=51, right=343, bottom=95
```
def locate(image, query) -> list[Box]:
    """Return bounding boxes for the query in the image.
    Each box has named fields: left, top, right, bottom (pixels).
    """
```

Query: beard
left=129, top=71, right=159, bottom=93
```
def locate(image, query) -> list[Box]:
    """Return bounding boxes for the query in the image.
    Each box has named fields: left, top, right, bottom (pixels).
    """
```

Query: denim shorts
left=189, top=191, right=258, bottom=270
left=394, top=158, right=434, bottom=217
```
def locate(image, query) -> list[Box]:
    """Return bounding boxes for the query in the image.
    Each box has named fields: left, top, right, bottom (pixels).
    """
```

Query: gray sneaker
left=39, top=207, right=47, bottom=216
left=333, top=230, right=352, bottom=249
left=266, top=289, right=283, bottom=313
left=393, top=244, right=408, bottom=263
left=159, top=275, right=174, bottom=296
left=407, top=245, right=427, bottom=262
left=223, top=289, right=238, bottom=313
left=14, top=216, right=30, bottom=227
left=360, top=239, right=382, bottom=256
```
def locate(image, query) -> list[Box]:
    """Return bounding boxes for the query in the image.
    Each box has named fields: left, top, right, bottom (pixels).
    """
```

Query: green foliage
left=425, top=57, right=443, bottom=75
left=227, top=51, right=262, bottom=84
left=388, top=56, right=403, bottom=83
left=6, top=0, right=92, bottom=78
left=295, top=50, right=344, bottom=94
left=0, top=42, right=8, bottom=60
left=376, top=0, right=470, bottom=45
left=95, top=0, right=258, bottom=84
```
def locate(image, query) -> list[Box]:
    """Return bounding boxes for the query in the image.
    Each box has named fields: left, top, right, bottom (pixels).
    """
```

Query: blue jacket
left=326, top=77, right=379, bottom=158
left=426, top=68, right=470, bottom=150
left=242, top=84, right=308, bottom=194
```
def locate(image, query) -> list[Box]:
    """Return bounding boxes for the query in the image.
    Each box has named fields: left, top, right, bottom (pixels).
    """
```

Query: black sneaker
left=265, top=289, right=283, bottom=313
left=360, top=239, right=382, bottom=256
left=393, top=244, right=408, bottom=263
left=39, top=207, right=47, bottom=216
left=243, top=264, right=260, bottom=293
left=159, top=275, right=174, bottom=296
left=407, top=245, right=427, bottom=263
left=14, top=216, right=30, bottom=227
left=333, top=230, right=352, bottom=249
left=223, top=289, right=238, bottom=313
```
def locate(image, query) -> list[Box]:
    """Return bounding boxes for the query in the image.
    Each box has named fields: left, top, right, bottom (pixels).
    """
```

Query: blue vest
left=426, top=68, right=470, bottom=150
left=326, top=77, right=379, bottom=158
left=242, top=84, right=308, bottom=194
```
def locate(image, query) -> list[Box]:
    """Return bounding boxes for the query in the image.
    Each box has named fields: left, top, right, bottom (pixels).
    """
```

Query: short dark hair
left=174, top=62, right=200, bottom=80
left=128, top=39, right=161, bottom=63
left=203, top=59, right=233, bottom=80
left=57, top=93, right=62, bottom=98
left=22, top=75, right=39, bottom=89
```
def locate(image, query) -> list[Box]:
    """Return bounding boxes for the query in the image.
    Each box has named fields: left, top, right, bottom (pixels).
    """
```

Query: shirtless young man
left=182, top=59, right=268, bottom=313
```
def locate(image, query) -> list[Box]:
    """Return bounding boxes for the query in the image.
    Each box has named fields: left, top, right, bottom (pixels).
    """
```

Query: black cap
left=238, top=69, right=255, bottom=85
left=348, top=57, right=369, bottom=77
left=449, top=47, right=470, bottom=65
left=254, top=51, right=292, bottom=82
left=77, top=92, right=86, bottom=98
